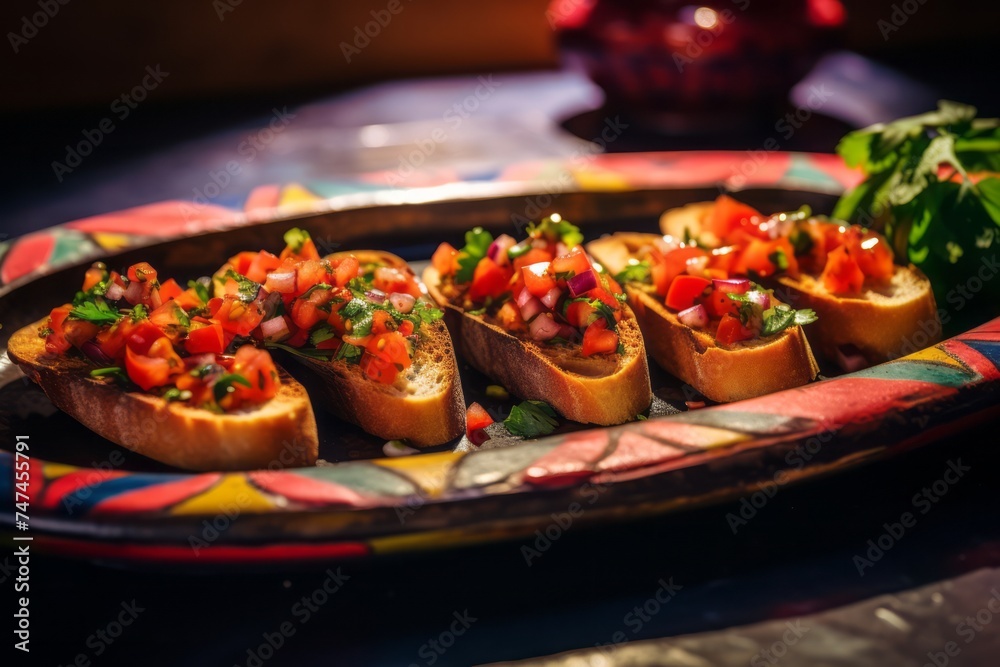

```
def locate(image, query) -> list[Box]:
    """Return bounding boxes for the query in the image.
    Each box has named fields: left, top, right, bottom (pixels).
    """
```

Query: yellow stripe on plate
left=170, top=475, right=275, bottom=515
left=373, top=451, right=464, bottom=497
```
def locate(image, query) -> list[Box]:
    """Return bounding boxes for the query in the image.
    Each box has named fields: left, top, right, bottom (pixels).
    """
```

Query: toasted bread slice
left=423, top=266, right=651, bottom=425
left=304, top=250, right=465, bottom=446
left=8, top=319, right=318, bottom=471
left=588, top=233, right=819, bottom=403
left=660, top=201, right=941, bottom=363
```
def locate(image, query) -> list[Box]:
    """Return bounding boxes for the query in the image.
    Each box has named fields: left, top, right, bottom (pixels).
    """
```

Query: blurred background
left=2, top=0, right=999, bottom=237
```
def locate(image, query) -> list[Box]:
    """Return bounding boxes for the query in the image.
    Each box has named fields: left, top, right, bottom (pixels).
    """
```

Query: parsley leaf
left=130, top=303, right=148, bottom=322
left=335, top=342, right=363, bottom=363
left=309, top=326, right=337, bottom=346
left=70, top=299, right=120, bottom=325
left=504, top=400, right=559, bottom=438
left=187, top=279, right=210, bottom=304
left=221, top=270, right=262, bottom=303
left=455, top=227, right=494, bottom=283
left=528, top=215, right=584, bottom=248
left=283, top=228, right=311, bottom=253
left=761, top=305, right=818, bottom=336
left=614, top=261, right=651, bottom=285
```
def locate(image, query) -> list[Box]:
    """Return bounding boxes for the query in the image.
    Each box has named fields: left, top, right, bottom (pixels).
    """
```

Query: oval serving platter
left=1, top=151, right=998, bottom=568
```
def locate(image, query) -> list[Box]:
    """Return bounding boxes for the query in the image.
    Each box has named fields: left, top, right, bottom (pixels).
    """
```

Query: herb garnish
left=761, top=305, right=818, bottom=336
left=614, top=260, right=651, bottom=285
left=455, top=227, right=494, bottom=283
left=70, top=299, right=120, bottom=325
left=504, top=400, right=559, bottom=438
left=527, top=215, right=584, bottom=248
left=283, top=228, right=311, bottom=253
left=212, top=373, right=251, bottom=403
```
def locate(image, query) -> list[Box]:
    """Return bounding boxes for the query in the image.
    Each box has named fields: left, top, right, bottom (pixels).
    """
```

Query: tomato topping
left=370, top=309, right=396, bottom=335
left=291, top=287, right=335, bottom=330
left=821, top=245, right=865, bottom=295
left=42, top=306, right=73, bottom=354
left=185, top=323, right=225, bottom=355
left=715, top=314, right=755, bottom=346
left=469, top=257, right=511, bottom=301
left=707, top=195, right=765, bottom=240
left=125, top=337, right=182, bottom=391
left=564, top=300, right=597, bottom=329
left=156, top=278, right=183, bottom=302
left=230, top=345, right=280, bottom=404
left=373, top=266, right=421, bottom=298
left=126, top=320, right=168, bottom=355
left=522, top=262, right=557, bottom=298
left=149, top=301, right=189, bottom=330
left=366, top=332, right=412, bottom=370
left=360, top=351, right=397, bottom=384
left=127, top=262, right=157, bottom=284
left=397, top=319, right=415, bottom=336
left=82, top=266, right=107, bottom=292
left=512, top=248, right=554, bottom=274
left=703, top=287, right=741, bottom=318
left=334, top=256, right=360, bottom=288
left=466, top=402, right=494, bottom=437
left=549, top=247, right=591, bottom=277
left=214, top=296, right=266, bottom=336
left=651, top=246, right=707, bottom=296
left=432, top=243, right=459, bottom=277
left=280, top=237, right=320, bottom=262
left=845, top=227, right=894, bottom=282
left=496, top=300, right=526, bottom=331
left=582, top=319, right=619, bottom=356
left=228, top=252, right=259, bottom=276
left=665, top=275, right=711, bottom=311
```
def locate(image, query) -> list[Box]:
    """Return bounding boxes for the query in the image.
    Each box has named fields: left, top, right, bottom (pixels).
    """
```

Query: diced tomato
left=370, top=309, right=396, bottom=335
left=665, top=275, right=711, bottom=311
left=651, top=247, right=707, bottom=297
left=286, top=325, right=310, bottom=348
left=512, top=247, right=554, bottom=275
left=295, top=259, right=333, bottom=293
left=708, top=195, right=765, bottom=240
left=185, top=323, right=225, bottom=355
left=821, top=245, right=865, bottom=295
left=366, top=331, right=412, bottom=370
left=206, top=297, right=224, bottom=317
left=397, top=319, right=415, bottom=336
left=245, top=251, right=282, bottom=283
left=172, top=287, right=205, bottom=311
left=496, top=300, right=526, bottom=331
left=290, top=287, right=335, bottom=330
left=334, top=256, right=360, bottom=288
left=360, top=351, right=398, bottom=384
left=227, top=252, right=259, bottom=276
left=43, top=306, right=74, bottom=354
left=582, top=319, right=619, bottom=356
left=703, top=287, right=741, bottom=318
left=63, top=318, right=100, bottom=349
left=845, top=227, right=894, bottom=282
left=466, top=402, right=494, bottom=438
left=125, top=337, right=183, bottom=391
left=82, top=266, right=107, bottom=292
left=822, top=223, right=848, bottom=252
left=149, top=301, right=189, bottom=330
left=469, top=257, right=511, bottom=301
left=564, top=300, right=597, bottom=329
left=549, top=247, right=592, bottom=277
left=127, top=262, right=158, bottom=284
left=213, top=296, right=266, bottom=336
left=280, top=237, right=320, bottom=262
left=230, top=345, right=280, bottom=403
left=732, top=239, right=776, bottom=277
left=522, top=262, right=556, bottom=298
left=432, top=243, right=459, bottom=277
left=157, top=278, right=183, bottom=302
left=373, top=266, right=422, bottom=298
left=715, top=314, right=755, bottom=346
left=95, top=317, right=136, bottom=361
left=126, top=320, right=168, bottom=355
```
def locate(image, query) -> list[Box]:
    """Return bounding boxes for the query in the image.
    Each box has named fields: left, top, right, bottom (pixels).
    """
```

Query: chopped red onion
left=568, top=270, right=598, bottom=297
left=185, top=354, right=216, bottom=368
left=519, top=294, right=546, bottom=322
left=80, top=341, right=113, bottom=366
left=124, top=280, right=143, bottom=305
left=468, top=429, right=491, bottom=446
left=747, top=290, right=771, bottom=310
left=529, top=313, right=561, bottom=341
left=262, top=291, right=283, bottom=319
left=150, top=288, right=162, bottom=309
left=365, top=289, right=387, bottom=305
left=265, top=271, right=296, bottom=294
left=105, top=282, right=124, bottom=301
left=389, top=292, right=415, bottom=313
left=488, top=234, right=516, bottom=266
left=515, top=287, right=535, bottom=309
left=555, top=242, right=569, bottom=256
left=260, top=316, right=290, bottom=341
left=712, top=278, right=751, bottom=295
left=677, top=304, right=708, bottom=328
left=557, top=324, right=577, bottom=341
left=540, top=286, right=562, bottom=310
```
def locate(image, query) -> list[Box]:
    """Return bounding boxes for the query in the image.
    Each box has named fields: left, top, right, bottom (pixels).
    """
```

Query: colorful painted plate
left=1, top=152, right=997, bottom=567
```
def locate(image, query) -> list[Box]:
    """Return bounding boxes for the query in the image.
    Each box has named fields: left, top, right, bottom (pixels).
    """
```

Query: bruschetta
left=7, top=261, right=318, bottom=471
left=214, top=230, right=465, bottom=446
left=423, top=216, right=651, bottom=425
left=660, top=196, right=940, bottom=367
left=587, top=233, right=819, bottom=403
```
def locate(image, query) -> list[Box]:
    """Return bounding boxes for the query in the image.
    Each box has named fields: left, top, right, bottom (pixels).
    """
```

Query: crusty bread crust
left=422, top=266, right=652, bottom=425
left=659, top=201, right=941, bottom=364
left=588, top=233, right=819, bottom=403
left=313, top=250, right=465, bottom=446
left=8, top=319, right=318, bottom=471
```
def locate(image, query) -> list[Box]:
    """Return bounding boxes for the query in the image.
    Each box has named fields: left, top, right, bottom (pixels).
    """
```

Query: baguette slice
left=422, top=266, right=651, bottom=425
left=660, top=201, right=940, bottom=363
left=588, top=233, right=819, bottom=403
left=8, top=319, right=318, bottom=471
left=302, top=250, right=465, bottom=447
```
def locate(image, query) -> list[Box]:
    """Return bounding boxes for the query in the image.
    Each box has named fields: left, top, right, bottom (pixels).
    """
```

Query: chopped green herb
left=527, top=215, right=584, bottom=248
left=163, top=388, right=193, bottom=402
left=635, top=414, right=648, bottom=421
left=265, top=342, right=336, bottom=360
left=455, top=227, right=494, bottom=283
left=37, top=327, right=53, bottom=339
left=187, top=279, right=210, bottom=304
left=504, top=400, right=559, bottom=439
left=335, top=342, right=363, bottom=363
left=768, top=248, right=789, bottom=272
left=90, top=366, right=125, bottom=379
left=221, top=270, right=262, bottom=303
left=70, top=299, right=120, bottom=325
left=283, top=228, right=311, bottom=253
left=614, top=260, right=651, bottom=285
left=760, top=305, right=818, bottom=336
left=309, top=326, right=337, bottom=346
left=789, top=228, right=814, bottom=256
left=130, top=303, right=149, bottom=322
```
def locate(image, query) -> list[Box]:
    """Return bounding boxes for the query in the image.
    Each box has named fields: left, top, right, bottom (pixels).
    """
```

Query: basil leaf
left=504, top=400, right=559, bottom=439
left=455, top=227, right=494, bottom=283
